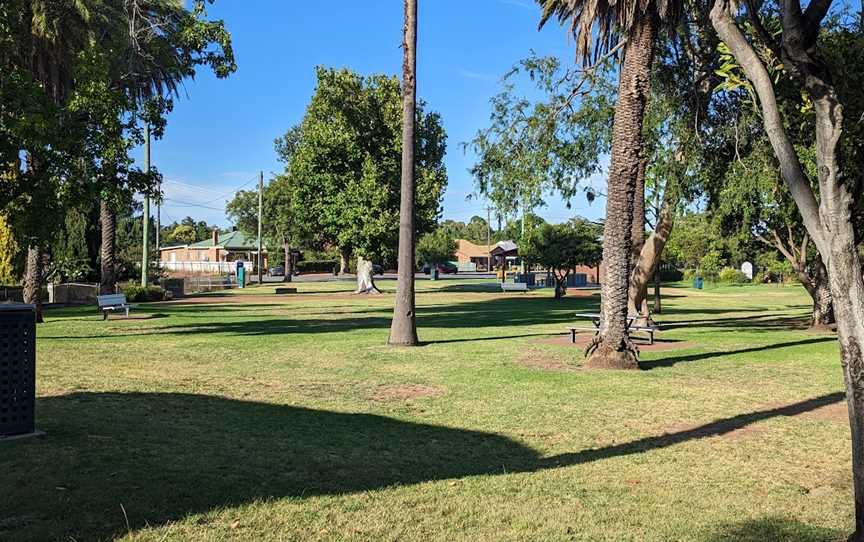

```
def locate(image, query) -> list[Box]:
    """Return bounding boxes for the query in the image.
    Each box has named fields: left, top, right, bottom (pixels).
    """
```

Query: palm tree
left=388, top=0, right=420, bottom=346
left=538, top=0, right=681, bottom=369
left=13, top=1, right=96, bottom=321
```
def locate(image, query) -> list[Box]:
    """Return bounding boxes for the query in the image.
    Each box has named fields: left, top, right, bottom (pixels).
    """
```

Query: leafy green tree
left=416, top=229, right=456, bottom=267
left=521, top=220, right=601, bottom=299
left=226, top=190, right=259, bottom=236
left=167, top=225, right=197, bottom=245
left=711, top=7, right=864, bottom=530
left=281, top=67, right=447, bottom=293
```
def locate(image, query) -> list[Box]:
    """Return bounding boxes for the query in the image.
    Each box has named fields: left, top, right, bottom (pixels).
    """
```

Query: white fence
left=158, top=261, right=255, bottom=275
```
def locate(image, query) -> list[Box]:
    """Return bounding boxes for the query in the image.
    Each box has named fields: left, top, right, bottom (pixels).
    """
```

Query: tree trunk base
left=809, top=322, right=837, bottom=333
left=355, top=287, right=382, bottom=295
left=584, top=341, right=640, bottom=370
left=847, top=530, right=864, bottom=542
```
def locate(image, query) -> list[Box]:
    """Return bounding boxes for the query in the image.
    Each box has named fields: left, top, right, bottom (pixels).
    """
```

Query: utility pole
left=486, top=206, right=492, bottom=272
left=141, top=123, right=151, bottom=287
left=257, top=170, right=263, bottom=286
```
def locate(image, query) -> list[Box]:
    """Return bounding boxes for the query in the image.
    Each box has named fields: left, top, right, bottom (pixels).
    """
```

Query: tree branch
left=710, top=0, right=827, bottom=254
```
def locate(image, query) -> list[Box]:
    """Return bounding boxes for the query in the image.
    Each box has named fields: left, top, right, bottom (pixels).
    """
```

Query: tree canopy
left=277, top=67, right=447, bottom=264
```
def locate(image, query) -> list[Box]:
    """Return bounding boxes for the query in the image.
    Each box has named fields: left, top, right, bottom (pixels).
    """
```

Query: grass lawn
left=0, top=278, right=852, bottom=541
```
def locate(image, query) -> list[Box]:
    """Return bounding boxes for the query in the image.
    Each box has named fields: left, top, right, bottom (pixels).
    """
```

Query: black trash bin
left=0, top=304, right=36, bottom=437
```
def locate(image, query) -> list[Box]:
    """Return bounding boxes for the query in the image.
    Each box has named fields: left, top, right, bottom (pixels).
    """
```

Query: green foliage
left=520, top=219, right=601, bottom=289
left=468, top=55, right=615, bottom=218
left=0, top=213, right=19, bottom=284
left=0, top=0, right=235, bottom=253
left=718, top=267, right=748, bottom=284
left=279, top=67, right=447, bottom=264
left=167, top=224, right=197, bottom=245
left=699, top=251, right=724, bottom=280
left=296, top=260, right=339, bottom=275
left=122, top=284, right=169, bottom=302
left=440, top=217, right=494, bottom=245
left=226, top=190, right=259, bottom=236
left=416, top=229, right=456, bottom=265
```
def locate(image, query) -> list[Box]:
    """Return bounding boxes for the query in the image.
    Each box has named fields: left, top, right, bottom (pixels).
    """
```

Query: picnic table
left=570, top=313, right=656, bottom=345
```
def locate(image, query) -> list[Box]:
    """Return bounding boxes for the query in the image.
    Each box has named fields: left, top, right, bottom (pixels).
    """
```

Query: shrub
left=122, top=284, right=170, bottom=302
left=296, top=260, right=339, bottom=275
left=718, top=267, right=748, bottom=284
left=683, top=268, right=698, bottom=282
left=659, top=268, right=684, bottom=282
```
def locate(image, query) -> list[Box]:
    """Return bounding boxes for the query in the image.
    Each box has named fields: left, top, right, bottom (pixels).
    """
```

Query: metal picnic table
left=570, top=313, right=655, bottom=344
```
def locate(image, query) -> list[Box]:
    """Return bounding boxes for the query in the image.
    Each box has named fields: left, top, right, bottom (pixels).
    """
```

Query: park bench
left=570, top=313, right=657, bottom=345
left=501, top=282, right=529, bottom=293
left=97, top=294, right=133, bottom=320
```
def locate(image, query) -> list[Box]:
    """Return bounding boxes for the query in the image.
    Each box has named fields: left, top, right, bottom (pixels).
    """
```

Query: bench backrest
left=97, top=294, right=127, bottom=307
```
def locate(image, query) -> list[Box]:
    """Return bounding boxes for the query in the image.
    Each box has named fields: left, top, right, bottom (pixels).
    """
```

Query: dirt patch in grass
left=798, top=401, right=848, bottom=423
left=517, top=348, right=579, bottom=372
left=369, top=384, right=446, bottom=402
left=535, top=333, right=696, bottom=352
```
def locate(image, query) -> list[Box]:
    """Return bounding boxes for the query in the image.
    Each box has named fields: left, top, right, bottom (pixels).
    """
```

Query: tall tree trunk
left=629, top=186, right=676, bottom=318
left=283, top=240, right=293, bottom=283
left=631, top=153, right=647, bottom=266
left=711, top=4, right=864, bottom=537
left=356, top=256, right=381, bottom=294
left=389, top=0, right=419, bottom=346
left=652, top=266, right=662, bottom=314
left=585, top=13, right=656, bottom=370
left=23, top=245, right=44, bottom=323
left=554, top=271, right=568, bottom=300
left=99, top=199, right=116, bottom=295
left=808, top=260, right=834, bottom=329
left=339, top=248, right=350, bottom=275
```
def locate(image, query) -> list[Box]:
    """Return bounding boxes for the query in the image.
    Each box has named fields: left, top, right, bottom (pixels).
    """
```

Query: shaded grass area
left=0, top=280, right=853, bottom=541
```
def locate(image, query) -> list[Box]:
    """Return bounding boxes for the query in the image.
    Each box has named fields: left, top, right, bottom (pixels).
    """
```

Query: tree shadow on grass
left=640, top=337, right=836, bottom=370
left=43, top=296, right=600, bottom=341
left=704, top=517, right=842, bottom=541
left=659, top=313, right=814, bottom=332
left=0, top=392, right=845, bottom=541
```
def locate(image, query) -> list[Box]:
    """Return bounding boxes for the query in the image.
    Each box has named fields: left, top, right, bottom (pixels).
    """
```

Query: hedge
left=122, top=284, right=170, bottom=302
left=296, top=260, right=339, bottom=274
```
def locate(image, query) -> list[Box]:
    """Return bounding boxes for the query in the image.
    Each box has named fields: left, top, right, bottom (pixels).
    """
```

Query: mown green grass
left=0, top=279, right=852, bottom=541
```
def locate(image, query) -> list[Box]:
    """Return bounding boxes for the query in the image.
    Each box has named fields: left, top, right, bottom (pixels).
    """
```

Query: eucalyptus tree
left=539, top=0, right=683, bottom=368
left=710, top=3, right=864, bottom=537
left=282, top=67, right=447, bottom=295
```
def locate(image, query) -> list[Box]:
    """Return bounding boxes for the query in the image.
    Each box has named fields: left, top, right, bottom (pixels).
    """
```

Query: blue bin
left=694, top=277, right=704, bottom=289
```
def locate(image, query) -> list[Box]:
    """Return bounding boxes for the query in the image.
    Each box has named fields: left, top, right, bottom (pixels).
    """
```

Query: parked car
left=424, top=262, right=458, bottom=275
left=372, top=264, right=384, bottom=276
left=269, top=265, right=284, bottom=276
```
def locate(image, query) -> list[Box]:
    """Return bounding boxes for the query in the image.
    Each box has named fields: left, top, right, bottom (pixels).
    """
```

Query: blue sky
left=141, top=0, right=608, bottom=229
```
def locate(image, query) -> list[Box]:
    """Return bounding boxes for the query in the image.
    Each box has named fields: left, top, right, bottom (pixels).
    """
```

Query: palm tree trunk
left=23, top=245, right=44, bottom=323
left=100, top=199, right=116, bottom=294
left=585, top=13, right=656, bottom=369
left=388, top=0, right=419, bottom=346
